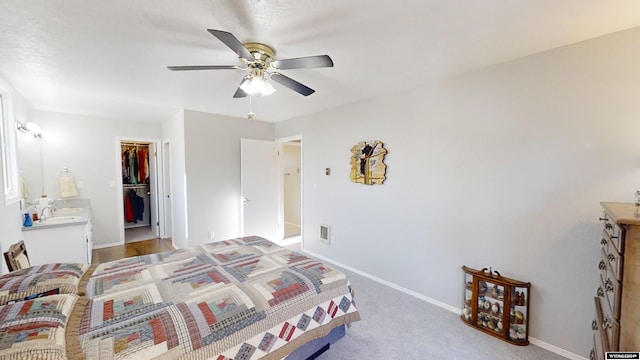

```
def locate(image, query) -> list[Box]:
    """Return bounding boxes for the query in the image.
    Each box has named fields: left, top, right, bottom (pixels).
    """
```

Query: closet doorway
left=279, top=137, right=302, bottom=242
left=119, top=139, right=160, bottom=243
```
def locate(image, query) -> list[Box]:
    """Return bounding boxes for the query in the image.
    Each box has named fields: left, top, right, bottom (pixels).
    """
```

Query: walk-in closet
left=121, top=141, right=156, bottom=243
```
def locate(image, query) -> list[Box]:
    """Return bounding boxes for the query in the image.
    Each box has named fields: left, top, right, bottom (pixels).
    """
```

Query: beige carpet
left=285, top=241, right=571, bottom=360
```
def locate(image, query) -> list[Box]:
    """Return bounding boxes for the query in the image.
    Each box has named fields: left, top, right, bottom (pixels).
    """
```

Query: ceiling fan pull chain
left=247, top=95, right=255, bottom=120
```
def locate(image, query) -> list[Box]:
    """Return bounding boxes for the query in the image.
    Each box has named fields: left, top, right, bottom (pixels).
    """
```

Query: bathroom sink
left=35, top=215, right=82, bottom=225
left=55, top=207, right=84, bottom=214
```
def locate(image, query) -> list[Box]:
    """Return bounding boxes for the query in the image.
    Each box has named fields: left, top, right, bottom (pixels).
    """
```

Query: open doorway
left=279, top=137, right=302, bottom=242
left=241, top=136, right=302, bottom=245
left=118, top=139, right=160, bottom=243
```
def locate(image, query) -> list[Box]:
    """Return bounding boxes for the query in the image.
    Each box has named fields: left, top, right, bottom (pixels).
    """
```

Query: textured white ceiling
left=1, top=0, right=640, bottom=122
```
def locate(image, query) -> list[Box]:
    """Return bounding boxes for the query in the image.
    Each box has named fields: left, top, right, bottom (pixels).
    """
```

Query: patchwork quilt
left=0, top=294, right=79, bottom=359
left=74, top=236, right=360, bottom=359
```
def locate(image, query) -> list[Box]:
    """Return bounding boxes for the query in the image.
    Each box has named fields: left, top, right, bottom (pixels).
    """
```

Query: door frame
left=162, top=139, right=174, bottom=246
left=114, top=136, right=165, bottom=245
left=277, top=134, right=303, bottom=246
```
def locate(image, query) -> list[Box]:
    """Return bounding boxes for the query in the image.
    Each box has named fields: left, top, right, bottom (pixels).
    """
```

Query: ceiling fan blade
left=233, top=78, right=248, bottom=98
left=233, top=87, right=248, bottom=98
left=167, top=65, right=240, bottom=71
left=272, top=55, right=333, bottom=70
left=270, top=73, right=315, bottom=96
left=207, top=29, right=254, bottom=62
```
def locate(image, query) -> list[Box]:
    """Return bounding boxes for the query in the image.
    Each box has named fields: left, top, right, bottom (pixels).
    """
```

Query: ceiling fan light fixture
left=240, top=75, right=276, bottom=97
left=168, top=29, right=333, bottom=110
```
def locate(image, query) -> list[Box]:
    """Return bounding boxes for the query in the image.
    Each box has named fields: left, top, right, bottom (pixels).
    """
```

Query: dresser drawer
left=598, top=248, right=619, bottom=286
left=593, top=297, right=610, bottom=356
left=600, top=212, right=624, bottom=253
left=595, top=276, right=617, bottom=320
left=600, top=230, right=612, bottom=255
left=591, top=333, right=603, bottom=360
left=600, top=244, right=624, bottom=282
left=597, top=285, right=620, bottom=350
left=600, top=272, right=621, bottom=322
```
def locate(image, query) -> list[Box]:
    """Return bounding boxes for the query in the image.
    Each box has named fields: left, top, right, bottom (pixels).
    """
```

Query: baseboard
left=528, top=338, right=587, bottom=360
left=284, top=221, right=301, bottom=228
left=301, top=247, right=587, bottom=360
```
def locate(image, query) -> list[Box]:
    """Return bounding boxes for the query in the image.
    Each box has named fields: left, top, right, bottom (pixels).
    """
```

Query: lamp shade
left=240, top=76, right=276, bottom=96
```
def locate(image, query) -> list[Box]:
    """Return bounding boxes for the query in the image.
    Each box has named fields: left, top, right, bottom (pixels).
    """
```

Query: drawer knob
left=597, top=286, right=604, bottom=297
left=599, top=217, right=607, bottom=221
left=603, top=317, right=612, bottom=330
left=608, top=253, right=616, bottom=262
left=601, top=238, right=607, bottom=245
left=598, top=261, right=606, bottom=270
left=592, top=319, right=598, bottom=331
left=605, top=223, right=613, bottom=230
left=605, top=279, right=614, bottom=292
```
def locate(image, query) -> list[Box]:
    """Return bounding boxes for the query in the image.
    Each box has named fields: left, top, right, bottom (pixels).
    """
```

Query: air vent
left=320, top=224, right=331, bottom=244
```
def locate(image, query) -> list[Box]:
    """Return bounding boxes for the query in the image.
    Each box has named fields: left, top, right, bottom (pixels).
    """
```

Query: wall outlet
left=208, top=230, right=215, bottom=239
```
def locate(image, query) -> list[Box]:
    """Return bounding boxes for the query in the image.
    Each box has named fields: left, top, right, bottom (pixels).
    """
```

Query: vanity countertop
left=22, top=206, right=91, bottom=231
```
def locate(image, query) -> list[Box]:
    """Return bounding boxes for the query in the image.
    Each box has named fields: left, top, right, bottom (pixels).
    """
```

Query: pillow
left=0, top=263, right=91, bottom=305
left=2, top=263, right=89, bottom=279
left=0, top=294, right=78, bottom=360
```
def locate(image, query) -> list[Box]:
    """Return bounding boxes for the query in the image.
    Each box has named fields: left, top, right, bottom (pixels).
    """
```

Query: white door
left=148, top=143, right=159, bottom=237
left=241, top=138, right=280, bottom=242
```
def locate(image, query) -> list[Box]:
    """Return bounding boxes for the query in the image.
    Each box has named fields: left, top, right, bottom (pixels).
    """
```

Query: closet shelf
left=123, top=184, right=149, bottom=189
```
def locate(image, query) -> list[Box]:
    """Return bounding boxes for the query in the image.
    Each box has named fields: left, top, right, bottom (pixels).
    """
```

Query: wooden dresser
left=591, top=202, right=640, bottom=359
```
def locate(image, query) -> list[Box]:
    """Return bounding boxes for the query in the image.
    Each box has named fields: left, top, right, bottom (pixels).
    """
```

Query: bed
left=0, top=236, right=360, bottom=359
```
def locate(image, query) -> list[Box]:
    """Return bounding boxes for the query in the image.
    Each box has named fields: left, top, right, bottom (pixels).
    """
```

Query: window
left=0, top=93, right=20, bottom=205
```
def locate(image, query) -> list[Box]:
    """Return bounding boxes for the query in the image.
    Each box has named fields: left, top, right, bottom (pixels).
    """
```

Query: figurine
left=519, top=292, right=526, bottom=306
left=491, top=302, right=500, bottom=314
left=490, top=285, right=499, bottom=298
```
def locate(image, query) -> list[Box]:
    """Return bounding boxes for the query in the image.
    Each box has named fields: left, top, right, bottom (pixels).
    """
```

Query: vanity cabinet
left=461, top=265, right=531, bottom=345
left=591, top=202, right=640, bottom=359
left=23, top=217, right=93, bottom=265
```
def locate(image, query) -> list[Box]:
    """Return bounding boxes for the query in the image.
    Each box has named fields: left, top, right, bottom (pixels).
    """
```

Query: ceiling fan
left=167, top=29, right=334, bottom=98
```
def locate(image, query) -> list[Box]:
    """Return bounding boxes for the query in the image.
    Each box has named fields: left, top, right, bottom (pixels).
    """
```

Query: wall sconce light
left=16, top=121, right=42, bottom=138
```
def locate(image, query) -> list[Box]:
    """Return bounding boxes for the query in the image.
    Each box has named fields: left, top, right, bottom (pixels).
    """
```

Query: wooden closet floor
left=92, top=238, right=174, bottom=263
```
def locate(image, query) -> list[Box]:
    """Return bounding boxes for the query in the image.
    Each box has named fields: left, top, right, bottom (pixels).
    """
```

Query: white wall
left=276, top=26, right=640, bottom=357
left=0, top=79, right=31, bottom=274
left=183, top=110, right=274, bottom=246
left=162, top=110, right=187, bottom=249
left=18, top=111, right=162, bottom=248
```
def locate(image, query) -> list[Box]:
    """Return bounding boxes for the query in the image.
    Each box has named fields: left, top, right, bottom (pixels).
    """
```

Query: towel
left=59, top=176, right=79, bottom=198
left=19, top=173, right=27, bottom=199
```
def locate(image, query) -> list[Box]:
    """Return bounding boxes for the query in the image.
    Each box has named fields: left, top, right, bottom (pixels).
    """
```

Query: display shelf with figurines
left=509, top=287, right=528, bottom=342
left=461, top=265, right=531, bottom=345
